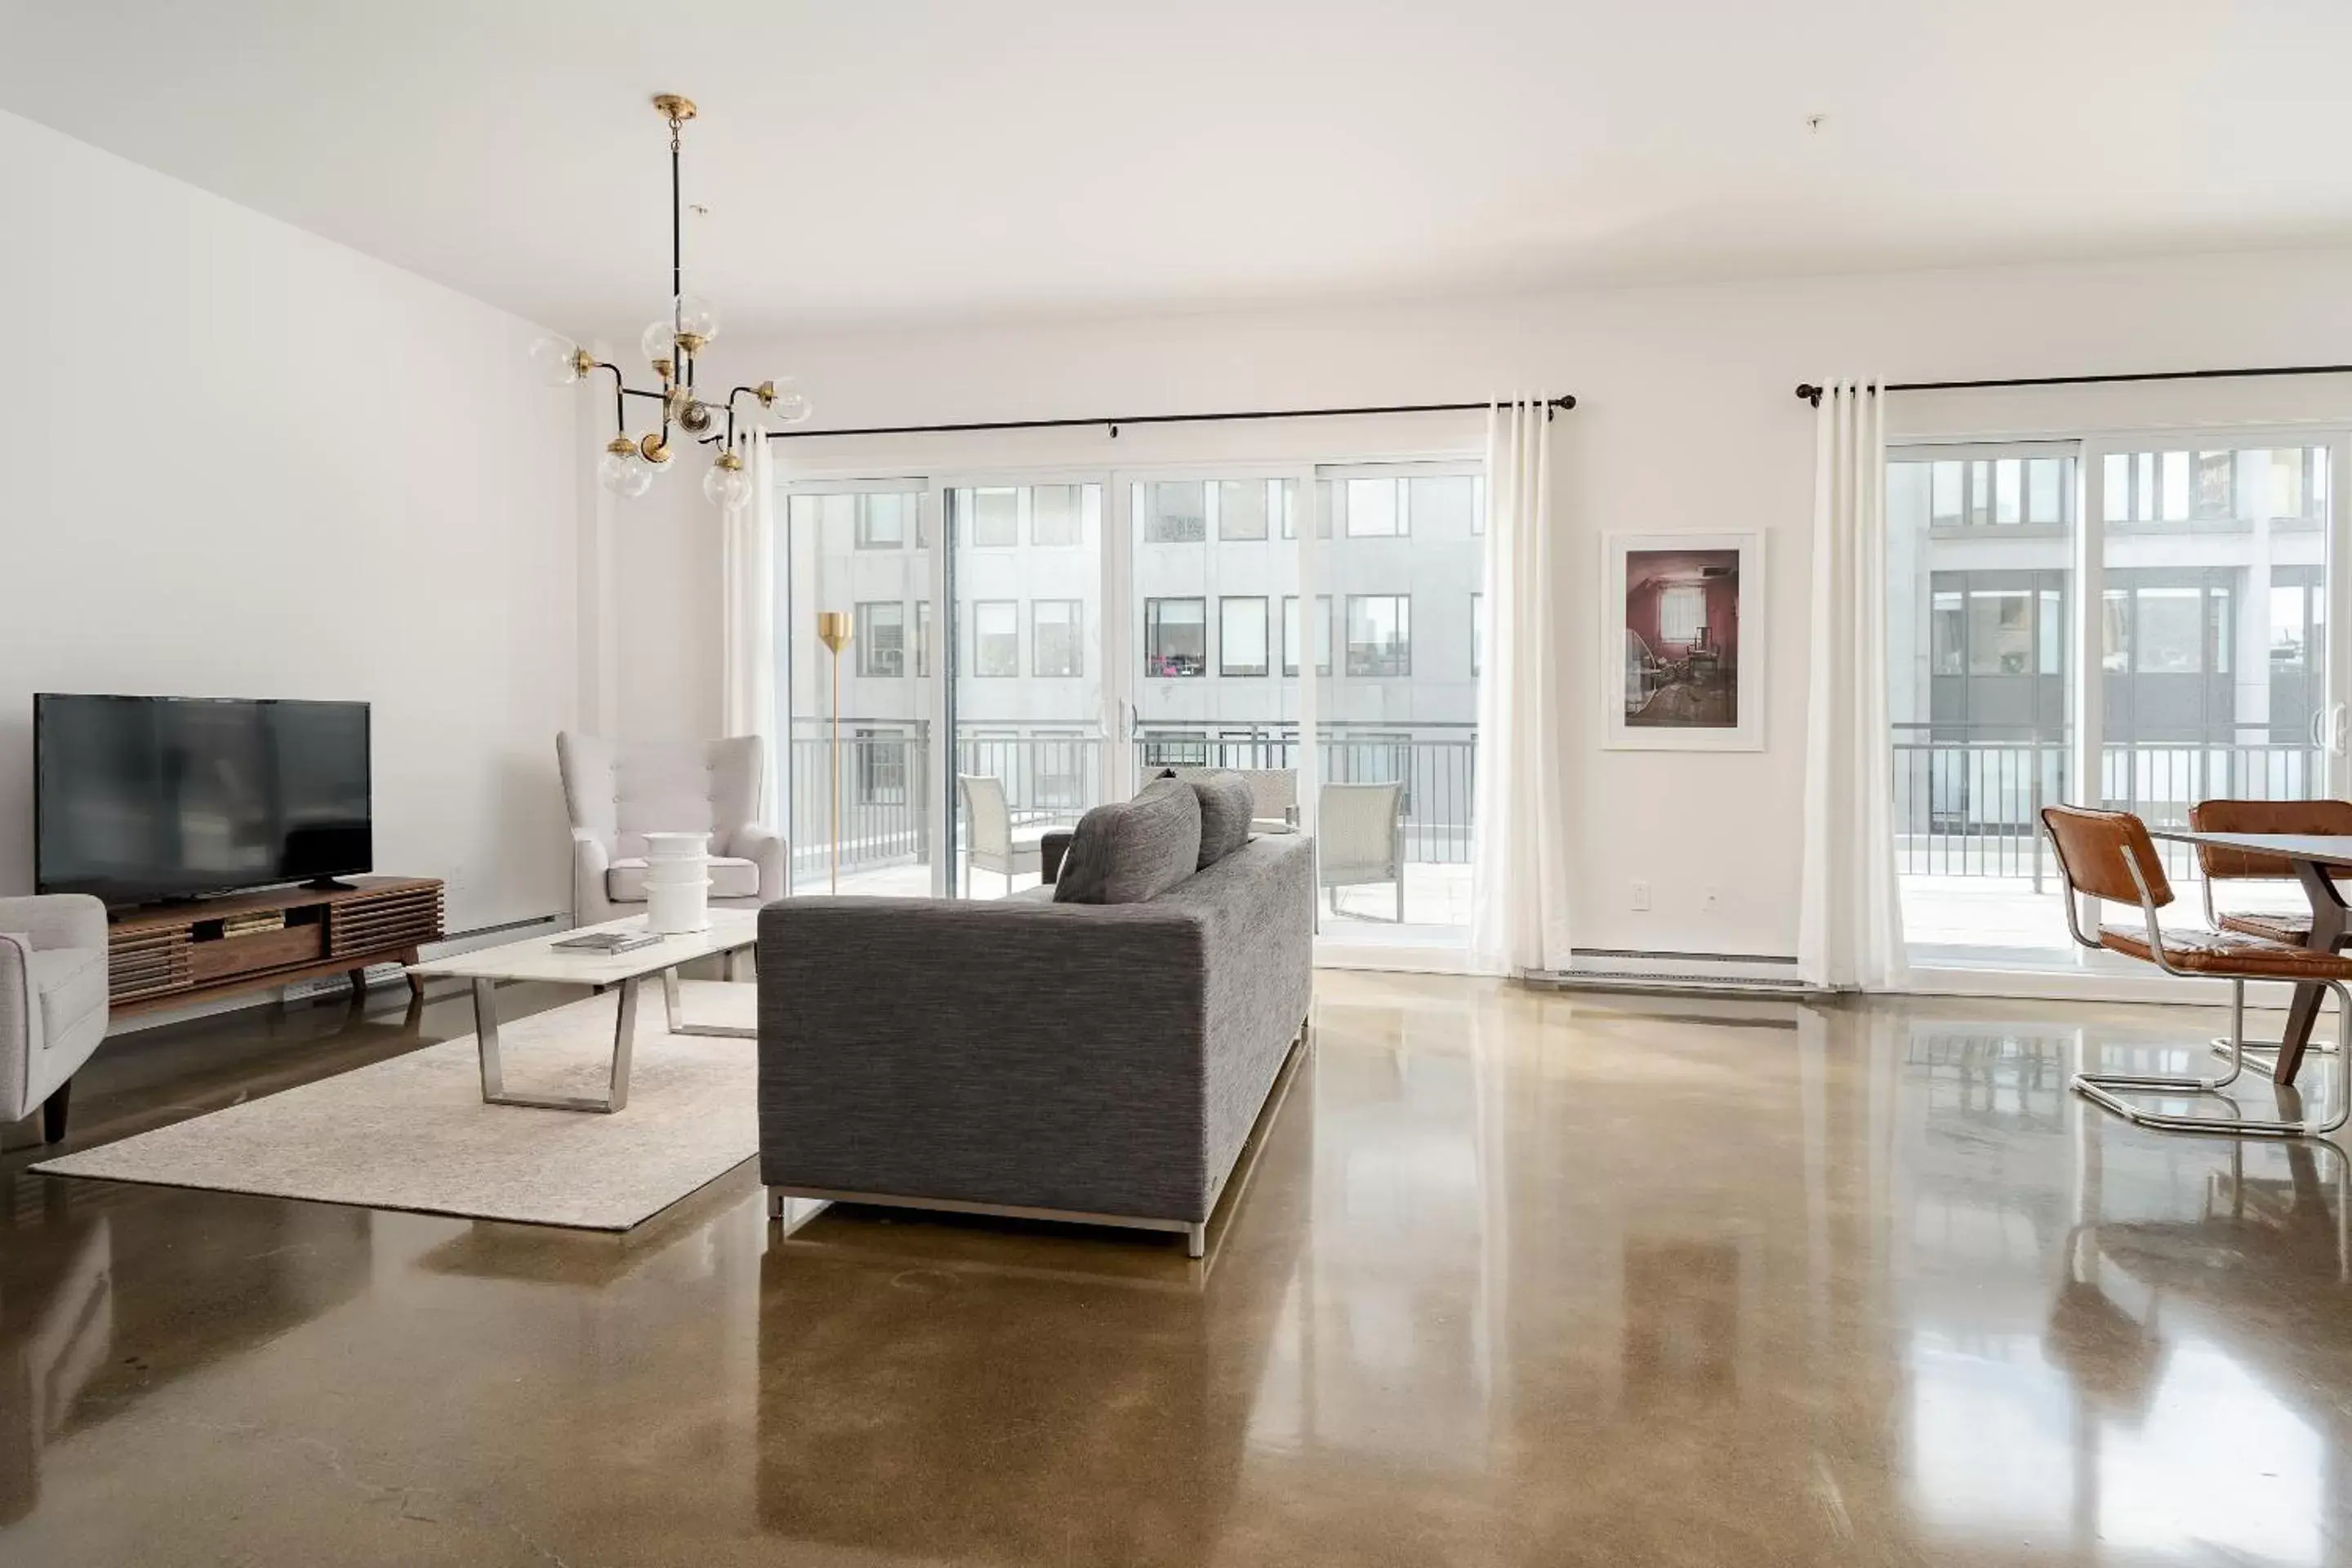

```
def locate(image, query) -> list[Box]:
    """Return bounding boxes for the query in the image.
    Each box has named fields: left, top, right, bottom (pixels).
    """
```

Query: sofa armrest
left=0, top=895, right=106, bottom=953
left=731, top=824, right=787, bottom=901
left=758, top=897, right=1214, bottom=1219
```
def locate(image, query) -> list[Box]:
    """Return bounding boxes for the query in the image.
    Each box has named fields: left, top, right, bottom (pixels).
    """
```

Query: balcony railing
left=786, top=720, right=1479, bottom=880
left=1891, top=724, right=2325, bottom=888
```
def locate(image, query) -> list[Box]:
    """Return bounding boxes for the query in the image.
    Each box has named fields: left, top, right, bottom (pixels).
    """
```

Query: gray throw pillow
left=1052, top=777, right=1204, bottom=904
left=1189, top=772, right=1254, bottom=869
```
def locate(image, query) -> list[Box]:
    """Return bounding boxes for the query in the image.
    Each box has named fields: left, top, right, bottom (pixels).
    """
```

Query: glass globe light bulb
left=759, top=377, right=813, bottom=425
left=597, top=440, right=653, bottom=501
left=528, top=335, right=586, bottom=386
left=702, top=456, right=751, bottom=510
left=639, top=318, right=677, bottom=367
left=673, top=292, right=720, bottom=343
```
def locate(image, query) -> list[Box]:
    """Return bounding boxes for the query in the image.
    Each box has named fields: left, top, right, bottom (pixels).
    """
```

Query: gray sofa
left=756, top=826, right=1315, bottom=1257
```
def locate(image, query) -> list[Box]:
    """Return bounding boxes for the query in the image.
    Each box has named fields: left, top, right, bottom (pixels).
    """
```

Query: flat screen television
left=36, top=694, right=372, bottom=907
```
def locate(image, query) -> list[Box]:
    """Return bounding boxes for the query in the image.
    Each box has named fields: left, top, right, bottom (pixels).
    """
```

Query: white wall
left=612, top=247, right=2352, bottom=959
left=0, top=108, right=581, bottom=932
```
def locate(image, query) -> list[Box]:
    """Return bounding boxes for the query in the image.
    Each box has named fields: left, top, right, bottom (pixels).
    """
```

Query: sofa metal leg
left=40, top=1079, right=70, bottom=1144
left=766, top=1186, right=786, bottom=1220
left=1186, top=1222, right=1206, bottom=1259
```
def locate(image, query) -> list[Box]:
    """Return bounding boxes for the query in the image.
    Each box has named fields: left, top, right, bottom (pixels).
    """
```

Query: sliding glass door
left=947, top=479, right=1108, bottom=898
left=1889, top=430, right=2350, bottom=969
left=782, top=481, right=938, bottom=895
left=1315, top=465, right=1485, bottom=938
left=782, top=452, right=1488, bottom=947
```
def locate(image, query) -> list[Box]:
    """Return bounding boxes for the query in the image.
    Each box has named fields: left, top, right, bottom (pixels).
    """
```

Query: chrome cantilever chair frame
left=2053, top=824, right=2352, bottom=1140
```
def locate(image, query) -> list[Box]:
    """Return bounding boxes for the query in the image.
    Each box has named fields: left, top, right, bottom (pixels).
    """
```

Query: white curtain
left=720, top=431, right=778, bottom=822
left=1469, top=399, right=1575, bottom=975
left=1797, top=381, right=1908, bottom=990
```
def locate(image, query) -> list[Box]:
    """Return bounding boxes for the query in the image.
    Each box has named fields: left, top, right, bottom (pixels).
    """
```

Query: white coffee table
left=406, top=911, right=759, bottom=1114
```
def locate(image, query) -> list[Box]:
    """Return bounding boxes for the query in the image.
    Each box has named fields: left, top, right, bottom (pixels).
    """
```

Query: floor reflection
left=3, top=976, right=2352, bottom=1563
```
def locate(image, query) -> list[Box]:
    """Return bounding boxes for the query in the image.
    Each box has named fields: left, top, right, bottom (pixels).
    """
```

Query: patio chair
left=2041, top=803, right=2352, bottom=1140
left=958, top=773, right=1047, bottom=898
left=1168, top=766, right=1298, bottom=831
left=1318, top=781, right=1405, bottom=922
left=2186, top=797, right=2352, bottom=1067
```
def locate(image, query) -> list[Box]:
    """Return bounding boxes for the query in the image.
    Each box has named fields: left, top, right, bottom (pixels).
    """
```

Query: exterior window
left=1281, top=491, right=1332, bottom=539
left=1966, top=590, right=2032, bottom=675
left=856, top=493, right=912, bottom=550
left=969, top=488, right=1018, bottom=547
left=1345, top=595, right=1411, bottom=677
left=2101, top=589, right=2132, bottom=672
left=1931, top=591, right=1965, bottom=675
left=2136, top=586, right=2203, bottom=673
left=972, top=600, right=1018, bottom=677
left=1282, top=596, right=1333, bottom=677
left=1032, top=599, right=1083, bottom=678
left=854, top=727, right=907, bottom=804
left=1341, top=478, right=1405, bottom=537
left=1218, top=480, right=1269, bottom=541
left=1144, top=482, right=1207, bottom=544
left=2194, top=452, right=2234, bottom=519
left=1031, top=484, right=1081, bottom=546
left=1659, top=584, right=1705, bottom=644
left=1145, top=598, right=1206, bottom=677
left=856, top=601, right=905, bottom=678
left=915, top=601, right=932, bottom=679
left=1219, top=597, right=1269, bottom=677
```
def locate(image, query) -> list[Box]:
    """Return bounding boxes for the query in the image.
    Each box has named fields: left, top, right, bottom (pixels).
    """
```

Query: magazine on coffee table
left=550, top=930, right=666, bottom=955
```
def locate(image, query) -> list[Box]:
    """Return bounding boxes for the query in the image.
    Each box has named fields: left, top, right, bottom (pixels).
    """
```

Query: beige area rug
left=33, top=982, right=759, bottom=1231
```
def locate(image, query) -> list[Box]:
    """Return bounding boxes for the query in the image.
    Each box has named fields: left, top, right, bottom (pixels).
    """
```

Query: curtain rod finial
left=1794, top=383, right=1823, bottom=407
left=1555, top=394, right=1576, bottom=411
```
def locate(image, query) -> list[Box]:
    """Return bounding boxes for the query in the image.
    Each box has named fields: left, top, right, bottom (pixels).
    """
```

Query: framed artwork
left=1602, top=531, right=1764, bottom=751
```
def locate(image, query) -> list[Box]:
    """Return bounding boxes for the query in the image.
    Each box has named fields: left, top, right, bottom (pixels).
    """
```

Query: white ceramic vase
left=641, top=831, right=712, bottom=933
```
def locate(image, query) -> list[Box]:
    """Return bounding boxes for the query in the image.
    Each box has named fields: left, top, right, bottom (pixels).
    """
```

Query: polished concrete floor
left=5, top=973, right=2352, bottom=1565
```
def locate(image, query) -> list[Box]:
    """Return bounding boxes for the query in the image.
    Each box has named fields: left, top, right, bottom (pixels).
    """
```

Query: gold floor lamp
left=816, top=611, right=853, bottom=893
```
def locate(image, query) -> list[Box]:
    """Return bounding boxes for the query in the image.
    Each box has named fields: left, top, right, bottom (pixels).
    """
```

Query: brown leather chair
left=2186, top=797, right=2352, bottom=944
left=2040, top=803, right=2352, bottom=1139
left=2185, top=798, right=2352, bottom=1067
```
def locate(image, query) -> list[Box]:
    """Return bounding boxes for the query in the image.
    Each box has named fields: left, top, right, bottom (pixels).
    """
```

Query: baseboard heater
left=1532, top=948, right=1808, bottom=996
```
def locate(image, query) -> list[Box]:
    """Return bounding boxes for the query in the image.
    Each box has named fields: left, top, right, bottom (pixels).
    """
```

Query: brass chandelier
left=530, top=93, right=811, bottom=506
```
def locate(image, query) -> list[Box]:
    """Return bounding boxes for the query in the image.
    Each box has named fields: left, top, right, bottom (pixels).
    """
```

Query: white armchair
left=557, top=733, right=786, bottom=926
left=1317, top=781, right=1406, bottom=922
left=0, top=894, right=109, bottom=1144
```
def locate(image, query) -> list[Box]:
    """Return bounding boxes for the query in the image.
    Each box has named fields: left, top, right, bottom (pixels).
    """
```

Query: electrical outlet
left=1631, top=880, right=1651, bottom=911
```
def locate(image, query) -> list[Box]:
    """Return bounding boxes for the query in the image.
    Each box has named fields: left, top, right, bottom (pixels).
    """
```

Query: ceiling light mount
left=530, top=92, right=813, bottom=506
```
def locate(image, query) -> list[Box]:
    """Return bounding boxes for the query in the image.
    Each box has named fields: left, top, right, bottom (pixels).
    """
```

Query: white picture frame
left=1602, top=530, right=1765, bottom=751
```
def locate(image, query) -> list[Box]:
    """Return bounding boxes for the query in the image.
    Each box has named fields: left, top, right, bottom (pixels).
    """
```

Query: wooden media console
left=105, top=876, right=444, bottom=1017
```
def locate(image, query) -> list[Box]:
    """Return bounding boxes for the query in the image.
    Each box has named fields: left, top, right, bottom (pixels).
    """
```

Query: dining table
left=2145, top=828, right=2352, bottom=1085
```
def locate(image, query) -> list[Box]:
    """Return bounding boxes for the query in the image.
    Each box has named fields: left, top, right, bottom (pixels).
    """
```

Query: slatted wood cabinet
left=105, top=876, right=444, bottom=1016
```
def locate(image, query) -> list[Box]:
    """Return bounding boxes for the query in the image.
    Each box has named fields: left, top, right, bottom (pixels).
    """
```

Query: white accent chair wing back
left=558, top=733, right=785, bottom=926
left=0, top=894, right=109, bottom=1143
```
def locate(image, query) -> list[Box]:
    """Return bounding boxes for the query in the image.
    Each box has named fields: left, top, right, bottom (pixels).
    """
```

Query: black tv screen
left=36, top=695, right=372, bottom=906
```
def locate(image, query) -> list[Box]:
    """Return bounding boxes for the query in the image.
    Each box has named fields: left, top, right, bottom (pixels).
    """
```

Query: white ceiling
left=4, top=0, right=2350, bottom=341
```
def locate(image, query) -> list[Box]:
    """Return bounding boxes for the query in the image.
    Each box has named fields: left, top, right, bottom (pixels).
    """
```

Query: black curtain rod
left=1795, top=364, right=2352, bottom=406
left=746, top=394, right=1575, bottom=442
